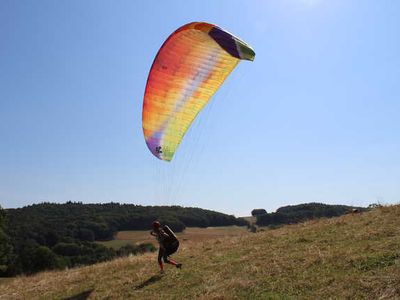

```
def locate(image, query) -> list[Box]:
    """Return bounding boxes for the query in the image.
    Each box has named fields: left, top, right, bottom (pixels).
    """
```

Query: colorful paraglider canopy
left=142, top=22, right=255, bottom=161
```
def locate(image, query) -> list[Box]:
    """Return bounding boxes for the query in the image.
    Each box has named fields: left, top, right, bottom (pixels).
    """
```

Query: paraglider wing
left=142, top=22, right=255, bottom=161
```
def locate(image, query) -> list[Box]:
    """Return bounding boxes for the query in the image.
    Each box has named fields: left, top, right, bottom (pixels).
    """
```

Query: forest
left=0, top=202, right=246, bottom=276
left=254, top=203, right=367, bottom=226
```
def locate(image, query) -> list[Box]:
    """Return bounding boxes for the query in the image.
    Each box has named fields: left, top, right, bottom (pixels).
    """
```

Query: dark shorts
left=158, top=240, right=179, bottom=263
left=165, top=240, right=179, bottom=256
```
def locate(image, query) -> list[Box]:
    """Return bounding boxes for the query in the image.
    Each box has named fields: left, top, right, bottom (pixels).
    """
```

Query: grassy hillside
left=1, top=205, right=399, bottom=299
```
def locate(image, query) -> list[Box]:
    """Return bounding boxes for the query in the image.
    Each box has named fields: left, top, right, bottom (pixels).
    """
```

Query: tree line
left=253, top=203, right=367, bottom=226
left=0, top=202, right=247, bottom=276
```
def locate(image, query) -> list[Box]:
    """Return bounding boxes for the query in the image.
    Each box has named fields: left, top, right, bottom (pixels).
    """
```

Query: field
left=1, top=205, right=399, bottom=299
left=98, top=226, right=249, bottom=249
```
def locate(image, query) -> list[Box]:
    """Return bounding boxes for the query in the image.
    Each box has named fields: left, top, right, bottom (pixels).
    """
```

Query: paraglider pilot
left=150, top=221, right=182, bottom=273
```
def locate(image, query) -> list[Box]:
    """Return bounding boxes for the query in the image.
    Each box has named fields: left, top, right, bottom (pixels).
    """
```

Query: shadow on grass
left=62, top=289, right=94, bottom=300
left=134, top=274, right=163, bottom=290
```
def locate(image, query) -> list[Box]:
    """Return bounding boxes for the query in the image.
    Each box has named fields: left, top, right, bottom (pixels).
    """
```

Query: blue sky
left=1, top=1, right=399, bottom=216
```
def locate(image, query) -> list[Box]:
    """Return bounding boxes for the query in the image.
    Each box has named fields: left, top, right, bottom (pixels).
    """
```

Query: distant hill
left=1, top=205, right=399, bottom=299
left=255, top=202, right=367, bottom=226
left=1, top=202, right=247, bottom=276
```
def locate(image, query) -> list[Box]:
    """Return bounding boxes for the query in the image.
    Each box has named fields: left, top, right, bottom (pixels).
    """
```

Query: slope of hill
left=1, top=205, right=399, bottom=299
